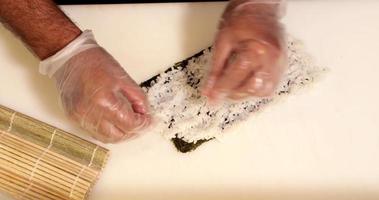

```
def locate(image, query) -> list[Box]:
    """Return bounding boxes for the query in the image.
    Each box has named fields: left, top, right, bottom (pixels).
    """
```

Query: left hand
left=202, top=0, right=287, bottom=101
left=54, top=47, right=151, bottom=143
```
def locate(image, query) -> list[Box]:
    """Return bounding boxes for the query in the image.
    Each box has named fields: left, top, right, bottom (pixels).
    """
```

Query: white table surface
left=1, top=1, right=379, bottom=199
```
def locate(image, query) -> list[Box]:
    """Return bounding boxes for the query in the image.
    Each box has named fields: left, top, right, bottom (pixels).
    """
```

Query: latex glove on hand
left=203, top=0, right=287, bottom=101
left=40, top=30, right=150, bottom=143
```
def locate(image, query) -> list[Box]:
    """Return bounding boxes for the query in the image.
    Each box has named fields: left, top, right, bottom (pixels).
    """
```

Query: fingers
left=210, top=48, right=261, bottom=101
left=230, top=71, right=277, bottom=99
left=119, top=78, right=150, bottom=115
left=76, top=102, right=126, bottom=143
left=202, top=31, right=233, bottom=98
left=93, top=120, right=126, bottom=143
left=106, top=94, right=150, bottom=139
left=207, top=39, right=282, bottom=100
left=78, top=90, right=150, bottom=144
left=229, top=45, right=286, bottom=99
left=213, top=39, right=286, bottom=100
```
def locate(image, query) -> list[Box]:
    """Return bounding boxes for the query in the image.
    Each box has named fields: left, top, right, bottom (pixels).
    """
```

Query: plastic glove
left=203, top=0, right=287, bottom=101
left=40, top=30, right=151, bottom=143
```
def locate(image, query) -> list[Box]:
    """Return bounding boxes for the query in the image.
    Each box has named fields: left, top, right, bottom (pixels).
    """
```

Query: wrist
left=38, top=25, right=82, bottom=59
left=40, top=30, right=99, bottom=78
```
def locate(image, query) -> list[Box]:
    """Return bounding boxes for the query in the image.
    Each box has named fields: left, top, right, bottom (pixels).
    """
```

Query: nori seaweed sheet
left=172, top=137, right=212, bottom=153
left=140, top=48, right=213, bottom=153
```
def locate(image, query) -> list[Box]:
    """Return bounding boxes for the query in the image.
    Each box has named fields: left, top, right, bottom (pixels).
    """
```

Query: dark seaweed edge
left=139, top=47, right=212, bottom=153
left=140, top=47, right=211, bottom=88
left=171, top=137, right=214, bottom=153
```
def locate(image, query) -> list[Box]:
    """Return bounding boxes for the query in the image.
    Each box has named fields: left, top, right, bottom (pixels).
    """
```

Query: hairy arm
left=0, top=0, right=81, bottom=59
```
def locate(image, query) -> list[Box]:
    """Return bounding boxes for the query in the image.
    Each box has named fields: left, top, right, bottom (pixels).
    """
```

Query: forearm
left=0, top=0, right=81, bottom=59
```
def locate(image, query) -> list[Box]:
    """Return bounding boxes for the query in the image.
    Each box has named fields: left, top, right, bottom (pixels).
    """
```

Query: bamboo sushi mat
left=0, top=104, right=109, bottom=200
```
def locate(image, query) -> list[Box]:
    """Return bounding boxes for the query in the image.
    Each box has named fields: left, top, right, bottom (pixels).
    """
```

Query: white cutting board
left=1, top=1, right=379, bottom=199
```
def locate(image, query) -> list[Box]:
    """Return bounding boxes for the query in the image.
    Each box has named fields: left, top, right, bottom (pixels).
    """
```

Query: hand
left=203, top=0, right=287, bottom=101
left=53, top=47, right=151, bottom=143
left=40, top=30, right=151, bottom=143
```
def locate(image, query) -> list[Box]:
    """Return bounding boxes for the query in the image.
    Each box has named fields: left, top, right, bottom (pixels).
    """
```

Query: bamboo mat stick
left=1, top=134, right=98, bottom=180
left=0, top=167, right=69, bottom=198
left=0, top=104, right=109, bottom=200
left=0, top=140, right=93, bottom=189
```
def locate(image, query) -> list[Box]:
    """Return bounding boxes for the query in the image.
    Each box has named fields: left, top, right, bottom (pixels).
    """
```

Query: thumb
left=119, top=79, right=150, bottom=115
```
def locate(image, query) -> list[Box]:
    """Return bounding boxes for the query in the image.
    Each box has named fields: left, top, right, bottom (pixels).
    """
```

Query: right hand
left=53, top=47, right=151, bottom=143
left=203, top=0, right=287, bottom=101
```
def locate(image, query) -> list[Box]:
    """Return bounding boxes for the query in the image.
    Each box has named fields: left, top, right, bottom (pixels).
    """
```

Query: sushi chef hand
left=203, top=0, right=287, bottom=101
left=0, top=0, right=150, bottom=143
left=41, top=30, right=151, bottom=143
